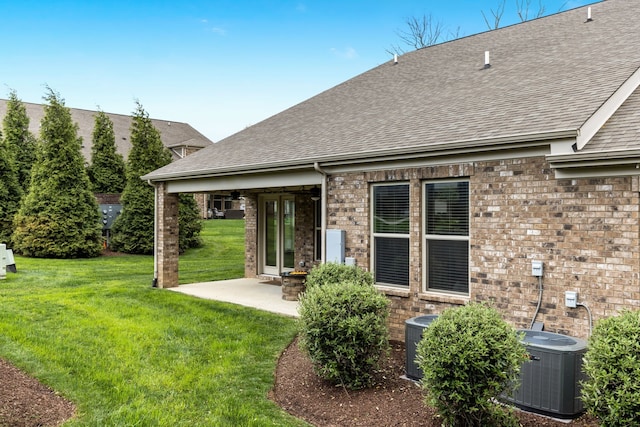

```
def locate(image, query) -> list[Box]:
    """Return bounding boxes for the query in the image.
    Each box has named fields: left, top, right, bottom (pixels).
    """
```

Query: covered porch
left=150, top=165, right=327, bottom=288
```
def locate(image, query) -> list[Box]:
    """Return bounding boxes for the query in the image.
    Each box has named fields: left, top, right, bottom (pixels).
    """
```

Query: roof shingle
left=147, top=0, right=640, bottom=180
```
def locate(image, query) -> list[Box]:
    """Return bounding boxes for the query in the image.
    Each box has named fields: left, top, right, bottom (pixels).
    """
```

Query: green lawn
left=0, top=220, right=308, bottom=426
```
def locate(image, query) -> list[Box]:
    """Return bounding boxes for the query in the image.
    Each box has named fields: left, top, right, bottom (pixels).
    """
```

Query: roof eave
left=143, top=129, right=578, bottom=182
left=548, top=148, right=640, bottom=169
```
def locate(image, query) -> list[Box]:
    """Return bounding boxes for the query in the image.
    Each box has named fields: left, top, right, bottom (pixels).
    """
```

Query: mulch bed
left=0, top=358, right=75, bottom=427
left=1, top=337, right=601, bottom=426
left=269, top=337, right=600, bottom=427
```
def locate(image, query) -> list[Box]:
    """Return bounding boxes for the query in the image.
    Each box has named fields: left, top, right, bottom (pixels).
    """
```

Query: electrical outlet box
left=532, top=260, right=543, bottom=277
left=565, top=291, right=578, bottom=308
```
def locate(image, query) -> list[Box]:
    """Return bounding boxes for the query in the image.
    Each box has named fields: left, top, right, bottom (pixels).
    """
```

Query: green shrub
left=304, top=262, right=374, bottom=289
left=416, top=303, right=527, bottom=427
left=298, top=279, right=389, bottom=390
left=581, top=309, right=640, bottom=427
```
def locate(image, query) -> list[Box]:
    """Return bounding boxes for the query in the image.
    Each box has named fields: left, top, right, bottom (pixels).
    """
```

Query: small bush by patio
left=581, top=309, right=640, bottom=427
left=304, top=262, right=374, bottom=289
left=298, top=279, right=389, bottom=390
left=416, top=303, right=527, bottom=427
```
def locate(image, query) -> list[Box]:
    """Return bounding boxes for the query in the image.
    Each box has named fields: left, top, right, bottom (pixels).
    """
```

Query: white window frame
left=422, top=179, right=470, bottom=295
left=371, top=182, right=410, bottom=288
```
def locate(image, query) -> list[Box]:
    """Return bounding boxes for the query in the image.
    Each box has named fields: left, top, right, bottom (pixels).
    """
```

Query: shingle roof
left=0, top=101, right=213, bottom=162
left=581, top=87, right=640, bottom=153
left=145, top=0, right=640, bottom=181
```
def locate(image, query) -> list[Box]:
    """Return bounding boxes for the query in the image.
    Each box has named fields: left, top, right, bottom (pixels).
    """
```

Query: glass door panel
left=264, top=199, right=278, bottom=274
left=283, top=198, right=295, bottom=269
left=260, top=195, right=295, bottom=275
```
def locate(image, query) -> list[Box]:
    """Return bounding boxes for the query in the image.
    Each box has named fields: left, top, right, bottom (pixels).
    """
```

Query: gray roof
left=0, top=100, right=213, bottom=162
left=145, top=0, right=640, bottom=181
left=582, top=87, right=640, bottom=153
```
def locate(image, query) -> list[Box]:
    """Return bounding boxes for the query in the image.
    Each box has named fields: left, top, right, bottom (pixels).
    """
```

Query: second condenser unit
left=505, top=330, right=588, bottom=418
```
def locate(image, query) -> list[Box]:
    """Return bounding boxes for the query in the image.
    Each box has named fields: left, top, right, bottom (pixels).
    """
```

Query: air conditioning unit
left=404, top=315, right=439, bottom=380
left=504, top=330, right=588, bottom=418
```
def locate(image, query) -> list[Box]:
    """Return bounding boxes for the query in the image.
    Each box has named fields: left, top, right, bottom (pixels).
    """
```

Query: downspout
left=314, top=162, right=327, bottom=264
left=148, top=180, right=159, bottom=287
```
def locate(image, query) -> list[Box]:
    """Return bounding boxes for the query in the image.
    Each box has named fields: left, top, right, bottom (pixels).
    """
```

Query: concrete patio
left=167, top=278, right=300, bottom=317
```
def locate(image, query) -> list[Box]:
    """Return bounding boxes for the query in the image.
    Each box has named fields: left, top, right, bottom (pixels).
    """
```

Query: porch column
left=156, top=181, right=180, bottom=288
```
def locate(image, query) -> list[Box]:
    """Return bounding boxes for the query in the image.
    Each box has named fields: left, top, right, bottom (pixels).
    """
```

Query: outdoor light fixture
left=310, top=187, right=321, bottom=201
left=231, top=191, right=240, bottom=200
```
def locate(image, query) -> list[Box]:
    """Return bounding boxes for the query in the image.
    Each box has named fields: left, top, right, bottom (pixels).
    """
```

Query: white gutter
left=314, top=162, right=328, bottom=264
left=144, top=129, right=577, bottom=183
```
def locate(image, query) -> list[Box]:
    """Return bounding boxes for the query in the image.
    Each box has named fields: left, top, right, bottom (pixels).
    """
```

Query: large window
left=372, top=183, right=410, bottom=287
left=424, top=180, right=469, bottom=294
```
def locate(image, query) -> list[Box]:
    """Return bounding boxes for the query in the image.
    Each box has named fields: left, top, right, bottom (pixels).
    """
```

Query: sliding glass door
left=261, top=195, right=295, bottom=275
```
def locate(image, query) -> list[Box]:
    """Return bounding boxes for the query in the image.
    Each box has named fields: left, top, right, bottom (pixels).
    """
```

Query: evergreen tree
left=2, top=90, right=37, bottom=192
left=110, top=101, right=201, bottom=254
left=87, top=111, right=126, bottom=193
left=0, top=128, right=23, bottom=244
left=179, top=193, right=202, bottom=250
left=11, top=89, right=102, bottom=258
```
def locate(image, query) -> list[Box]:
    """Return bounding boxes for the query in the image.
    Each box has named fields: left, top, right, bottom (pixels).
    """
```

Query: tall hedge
left=0, top=128, right=22, bottom=244
left=110, top=102, right=201, bottom=254
left=87, top=111, right=126, bottom=194
left=11, top=89, right=102, bottom=258
left=2, top=90, right=36, bottom=193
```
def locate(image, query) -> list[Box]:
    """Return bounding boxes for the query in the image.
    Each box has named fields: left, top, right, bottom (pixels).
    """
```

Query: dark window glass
left=427, top=239, right=468, bottom=293
left=375, top=237, right=410, bottom=286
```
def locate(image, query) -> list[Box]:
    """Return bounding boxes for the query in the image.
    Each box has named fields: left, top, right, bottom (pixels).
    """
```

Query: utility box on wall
left=326, top=229, right=345, bottom=264
left=99, top=204, right=122, bottom=230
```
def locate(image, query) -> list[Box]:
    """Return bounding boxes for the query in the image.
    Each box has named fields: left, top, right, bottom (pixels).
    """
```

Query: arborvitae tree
left=2, top=90, right=37, bottom=192
left=179, top=193, right=202, bottom=250
left=87, top=111, right=126, bottom=193
left=0, top=128, right=23, bottom=244
left=11, top=89, right=102, bottom=258
left=110, top=101, right=201, bottom=254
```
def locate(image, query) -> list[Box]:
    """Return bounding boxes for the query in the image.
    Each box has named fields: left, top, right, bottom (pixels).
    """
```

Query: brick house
left=143, top=0, right=640, bottom=341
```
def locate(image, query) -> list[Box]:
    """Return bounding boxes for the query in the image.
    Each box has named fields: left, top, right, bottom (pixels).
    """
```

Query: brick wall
left=294, top=194, right=318, bottom=269
left=325, top=158, right=640, bottom=341
left=157, top=182, right=180, bottom=288
left=244, top=193, right=258, bottom=278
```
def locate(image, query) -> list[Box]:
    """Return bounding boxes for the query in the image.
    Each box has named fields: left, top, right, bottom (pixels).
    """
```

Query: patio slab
left=167, top=278, right=300, bottom=317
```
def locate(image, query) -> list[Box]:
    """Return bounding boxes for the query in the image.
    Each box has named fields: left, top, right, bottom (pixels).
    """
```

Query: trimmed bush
left=298, top=279, right=389, bottom=389
left=416, top=303, right=527, bottom=427
left=581, top=309, right=640, bottom=427
left=304, top=262, right=374, bottom=289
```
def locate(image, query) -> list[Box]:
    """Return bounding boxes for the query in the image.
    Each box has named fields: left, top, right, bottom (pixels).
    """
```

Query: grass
left=179, top=219, right=245, bottom=284
left=0, top=220, right=308, bottom=426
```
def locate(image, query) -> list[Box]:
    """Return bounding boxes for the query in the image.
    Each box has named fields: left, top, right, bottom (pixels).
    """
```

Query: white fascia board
left=576, top=66, right=640, bottom=151
left=164, top=169, right=323, bottom=193
left=554, top=166, right=640, bottom=179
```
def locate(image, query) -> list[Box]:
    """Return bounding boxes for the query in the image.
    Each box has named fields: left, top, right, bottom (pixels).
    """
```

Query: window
left=424, top=180, right=469, bottom=294
left=372, top=183, right=410, bottom=287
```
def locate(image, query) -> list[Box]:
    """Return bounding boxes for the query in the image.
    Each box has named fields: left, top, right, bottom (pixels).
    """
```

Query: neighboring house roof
left=144, top=0, right=640, bottom=182
left=0, top=100, right=214, bottom=162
